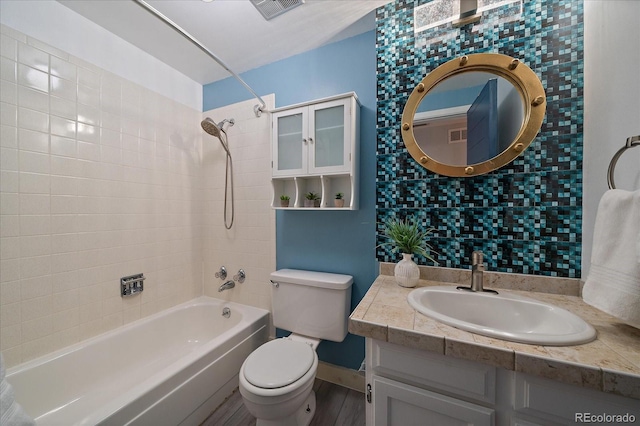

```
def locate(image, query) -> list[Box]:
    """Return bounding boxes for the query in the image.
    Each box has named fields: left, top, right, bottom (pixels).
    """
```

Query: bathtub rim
left=6, top=296, right=270, bottom=424
left=6, top=296, right=269, bottom=377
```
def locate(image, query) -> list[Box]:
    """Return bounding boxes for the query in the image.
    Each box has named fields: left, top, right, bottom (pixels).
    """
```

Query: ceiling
left=58, top=0, right=392, bottom=86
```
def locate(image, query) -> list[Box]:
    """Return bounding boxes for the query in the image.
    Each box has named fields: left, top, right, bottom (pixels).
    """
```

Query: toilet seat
left=243, top=339, right=315, bottom=389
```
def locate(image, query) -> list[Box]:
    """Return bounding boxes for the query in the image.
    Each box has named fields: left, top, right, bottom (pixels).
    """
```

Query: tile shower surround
left=0, top=25, right=203, bottom=367
left=201, top=96, right=276, bottom=314
left=375, top=0, right=584, bottom=278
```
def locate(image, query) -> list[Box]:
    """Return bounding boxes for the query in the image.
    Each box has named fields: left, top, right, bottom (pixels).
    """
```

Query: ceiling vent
left=250, top=0, right=304, bottom=21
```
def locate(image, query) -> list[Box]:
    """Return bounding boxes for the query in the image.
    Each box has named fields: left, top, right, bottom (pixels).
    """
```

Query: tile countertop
left=349, top=266, right=640, bottom=401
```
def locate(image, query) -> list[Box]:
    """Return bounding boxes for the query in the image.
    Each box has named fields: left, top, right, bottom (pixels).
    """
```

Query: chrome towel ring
left=607, top=135, right=640, bottom=189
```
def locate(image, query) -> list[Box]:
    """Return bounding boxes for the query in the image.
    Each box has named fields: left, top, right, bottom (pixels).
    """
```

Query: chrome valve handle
left=215, top=266, right=227, bottom=280
left=233, top=269, right=246, bottom=283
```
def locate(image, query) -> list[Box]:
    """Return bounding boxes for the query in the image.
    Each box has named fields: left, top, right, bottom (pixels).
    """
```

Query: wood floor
left=201, top=379, right=365, bottom=426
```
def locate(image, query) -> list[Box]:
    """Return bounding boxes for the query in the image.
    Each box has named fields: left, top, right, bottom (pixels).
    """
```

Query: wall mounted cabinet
left=271, top=92, right=360, bottom=210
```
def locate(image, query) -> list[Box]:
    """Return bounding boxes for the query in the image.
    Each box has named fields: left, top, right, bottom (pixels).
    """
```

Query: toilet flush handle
left=270, top=280, right=279, bottom=288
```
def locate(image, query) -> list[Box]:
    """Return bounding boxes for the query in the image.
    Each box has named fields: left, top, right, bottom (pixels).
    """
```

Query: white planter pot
left=394, top=253, right=420, bottom=288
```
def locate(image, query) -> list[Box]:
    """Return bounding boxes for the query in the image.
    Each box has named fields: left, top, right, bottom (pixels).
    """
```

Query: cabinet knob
left=309, top=137, right=314, bottom=143
left=303, top=138, right=308, bottom=144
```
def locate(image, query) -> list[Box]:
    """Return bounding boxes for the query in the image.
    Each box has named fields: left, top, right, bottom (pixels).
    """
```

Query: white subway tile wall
left=0, top=25, right=207, bottom=368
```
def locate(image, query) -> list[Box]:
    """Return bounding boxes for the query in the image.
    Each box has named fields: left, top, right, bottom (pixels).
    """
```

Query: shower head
left=201, top=117, right=220, bottom=137
left=201, top=116, right=236, bottom=230
left=201, top=117, right=235, bottom=138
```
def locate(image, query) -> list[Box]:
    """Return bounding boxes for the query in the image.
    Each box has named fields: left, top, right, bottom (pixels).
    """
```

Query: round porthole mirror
left=401, top=53, right=546, bottom=177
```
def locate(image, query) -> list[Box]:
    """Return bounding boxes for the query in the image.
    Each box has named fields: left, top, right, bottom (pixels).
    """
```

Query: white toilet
left=239, top=269, right=353, bottom=426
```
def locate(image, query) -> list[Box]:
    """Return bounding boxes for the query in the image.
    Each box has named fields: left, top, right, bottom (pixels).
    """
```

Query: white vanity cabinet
left=511, top=373, right=640, bottom=425
left=271, top=93, right=359, bottom=210
left=366, top=339, right=640, bottom=426
left=371, top=376, right=495, bottom=426
left=366, top=339, right=498, bottom=426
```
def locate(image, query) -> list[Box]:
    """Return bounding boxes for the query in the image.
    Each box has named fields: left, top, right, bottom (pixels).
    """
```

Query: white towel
left=0, top=354, right=35, bottom=426
left=583, top=189, right=640, bottom=328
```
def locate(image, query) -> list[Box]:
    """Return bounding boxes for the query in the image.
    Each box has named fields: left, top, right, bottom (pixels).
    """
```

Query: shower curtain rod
left=133, top=0, right=267, bottom=117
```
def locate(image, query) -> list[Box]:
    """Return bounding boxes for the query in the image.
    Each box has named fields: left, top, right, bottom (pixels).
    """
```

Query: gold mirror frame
left=401, top=53, right=546, bottom=177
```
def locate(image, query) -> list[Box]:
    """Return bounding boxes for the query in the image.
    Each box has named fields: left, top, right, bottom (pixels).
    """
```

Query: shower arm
left=133, top=0, right=267, bottom=117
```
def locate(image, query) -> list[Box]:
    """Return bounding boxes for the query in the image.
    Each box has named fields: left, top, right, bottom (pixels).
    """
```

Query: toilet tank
left=270, top=269, right=353, bottom=342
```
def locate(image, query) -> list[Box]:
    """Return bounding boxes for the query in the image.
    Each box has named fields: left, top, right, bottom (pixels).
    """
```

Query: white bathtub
left=6, top=296, right=270, bottom=426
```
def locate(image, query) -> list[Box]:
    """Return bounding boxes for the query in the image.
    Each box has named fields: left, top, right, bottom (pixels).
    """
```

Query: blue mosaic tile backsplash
left=375, top=0, right=584, bottom=278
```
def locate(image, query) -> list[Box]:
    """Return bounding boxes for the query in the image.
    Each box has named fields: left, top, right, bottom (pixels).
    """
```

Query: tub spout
left=218, top=280, right=235, bottom=292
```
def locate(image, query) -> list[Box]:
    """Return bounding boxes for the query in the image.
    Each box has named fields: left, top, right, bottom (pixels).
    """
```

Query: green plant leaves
left=378, top=216, right=438, bottom=265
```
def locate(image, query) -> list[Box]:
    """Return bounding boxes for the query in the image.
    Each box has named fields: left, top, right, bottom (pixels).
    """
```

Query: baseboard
left=316, top=361, right=365, bottom=393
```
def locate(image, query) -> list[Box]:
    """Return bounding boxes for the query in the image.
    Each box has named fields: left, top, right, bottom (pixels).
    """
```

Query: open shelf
left=271, top=174, right=358, bottom=210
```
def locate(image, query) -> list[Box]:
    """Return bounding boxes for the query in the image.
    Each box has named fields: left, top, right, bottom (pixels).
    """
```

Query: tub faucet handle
left=233, top=269, right=246, bottom=283
left=215, top=266, right=227, bottom=280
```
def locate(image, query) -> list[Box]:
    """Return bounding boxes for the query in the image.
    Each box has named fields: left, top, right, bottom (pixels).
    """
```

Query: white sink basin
left=407, top=286, right=596, bottom=346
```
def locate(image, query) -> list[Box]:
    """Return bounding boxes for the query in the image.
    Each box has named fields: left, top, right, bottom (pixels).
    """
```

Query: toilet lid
left=244, top=339, right=315, bottom=389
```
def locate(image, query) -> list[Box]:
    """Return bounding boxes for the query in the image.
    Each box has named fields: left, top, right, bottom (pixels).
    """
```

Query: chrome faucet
left=457, top=251, right=498, bottom=294
left=218, top=280, right=235, bottom=292
left=471, top=251, right=485, bottom=291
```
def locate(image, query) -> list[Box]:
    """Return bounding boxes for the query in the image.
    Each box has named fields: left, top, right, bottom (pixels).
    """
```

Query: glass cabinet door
left=272, top=106, right=308, bottom=176
left=309, top=98, right=351, bottom=174
left=270, top=93, right=359, bottom=210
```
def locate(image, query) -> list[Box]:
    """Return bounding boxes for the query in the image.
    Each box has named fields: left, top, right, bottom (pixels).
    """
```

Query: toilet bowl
left=238, top=269, right=353, bottom=426
left=239, top=337, right=319, bottom=426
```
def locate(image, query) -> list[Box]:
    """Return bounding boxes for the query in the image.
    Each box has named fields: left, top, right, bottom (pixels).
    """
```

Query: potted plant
left=304, top=192, right=319, bottom=208
left=378, top=216, right=438, bottom=287
left=334, top=192, right=344, bottom=208
left=280, top=195, right=290, bottom=207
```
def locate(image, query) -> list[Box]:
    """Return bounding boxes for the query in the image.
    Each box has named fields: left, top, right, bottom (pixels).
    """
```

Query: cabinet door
left=272, top=106, right=308, bottom=176
left=308, top=98, right=351, bottom=174
left=514, top=372, right=640, bottom=425
left=372, top=375, right=495, bottom=426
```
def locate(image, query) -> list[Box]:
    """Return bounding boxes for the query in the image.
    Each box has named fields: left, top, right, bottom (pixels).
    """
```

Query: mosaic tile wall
left=375, top=0, right=584, bottom=277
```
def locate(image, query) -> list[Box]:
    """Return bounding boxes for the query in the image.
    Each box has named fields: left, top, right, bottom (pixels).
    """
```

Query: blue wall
left=203, top=29, right=378, bottom=370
